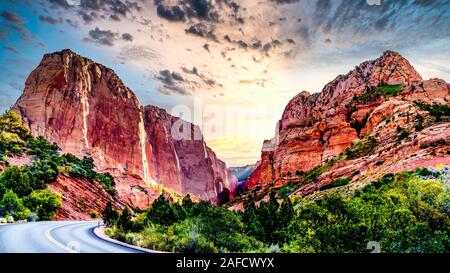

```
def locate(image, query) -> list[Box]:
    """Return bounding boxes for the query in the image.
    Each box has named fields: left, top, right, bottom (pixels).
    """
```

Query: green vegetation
left=320, top=178, right=350, bottom=191
left=0, top=111, right=116, bottom=221
left=415, top=101, right=450, bottom=122
left=344, top=136, right=378, bottom=160
left=106, top=170, right=449, bottom=253
left=353, top=84, right=404, bottom=103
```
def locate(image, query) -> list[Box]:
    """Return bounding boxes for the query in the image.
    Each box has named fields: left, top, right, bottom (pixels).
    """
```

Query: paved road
left=0, top=221, right=145, bottom=253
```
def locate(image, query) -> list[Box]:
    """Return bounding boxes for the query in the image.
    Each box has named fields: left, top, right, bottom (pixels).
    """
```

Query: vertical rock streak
left=139, top=111, right=152, bottom=184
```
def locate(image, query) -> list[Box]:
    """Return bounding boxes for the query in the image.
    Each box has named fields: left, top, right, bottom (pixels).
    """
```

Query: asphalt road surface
left=0, top=221, right=145, bottom=253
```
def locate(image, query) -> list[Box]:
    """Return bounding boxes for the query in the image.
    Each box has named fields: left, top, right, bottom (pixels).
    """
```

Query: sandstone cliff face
left=247, top=51, right=449, bottom=191
left=144, top=105, right=236, bottom=204
left=12, top=49, right=234, bottom=207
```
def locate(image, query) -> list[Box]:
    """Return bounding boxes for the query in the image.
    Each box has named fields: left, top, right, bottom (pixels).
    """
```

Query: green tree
left=0, top=189, right=26, bottom=217
left=0, top=111, right=30, bottom=140
left=147, top=194, right=180, bottom=226
left=22, top=190, right=62, bottom=220
left=26, top=159, right=60, bottom=189
left=102, top=201, right=119, bottom=227
left=117, top=208, right=133, bottom=231
left=0, top=166, right=32, bottom=197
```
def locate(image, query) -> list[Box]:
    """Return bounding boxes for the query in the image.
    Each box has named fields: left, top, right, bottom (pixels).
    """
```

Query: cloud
left=155, top=1, right=186, bottom=22
left=270, top=0, right=300, bottom=4
left=121, top=32, right=133, bottom=41
left=185, top=23, right=218, bottom=42
left=0, top=11, right=30, bottom=40
left=3, top=46, right=19, bottom=54
left=156, top=69, right=190, bottom=95
left=1, top=11, right=26, bottom=24
left=86, top=27, right=118, bottom=46
left=38, top=15, right=63, bottom=25
left=154, top=0, right=242, bottom=23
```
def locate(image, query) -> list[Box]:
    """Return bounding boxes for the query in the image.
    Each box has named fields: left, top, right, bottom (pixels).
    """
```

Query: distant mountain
left=12, top=49, right=237, bottom=211
left=229, top=164, right=256, bottom=182
left=232, top=51, right=449, bottom=208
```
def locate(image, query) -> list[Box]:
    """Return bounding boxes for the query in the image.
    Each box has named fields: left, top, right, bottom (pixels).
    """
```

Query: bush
left=0, top=190, right=27, bottom=219
left=89, top=210, right=98, bottom=219
left=0, top=166, right=32, bottom=197
left=344, top=137, right=378, bottom=160
left=353, top=85, right=403, bottom=103
left=97, top=173, right=116, bottom=196
left=22, top=190, right=62, bottom=220
left=321, top=178, right=350, bottom=191
left=5, top=215, right=14, bottom=223
left=25, top=159, right=59, bottom=189
left=26, top=137, right=59, bottom=159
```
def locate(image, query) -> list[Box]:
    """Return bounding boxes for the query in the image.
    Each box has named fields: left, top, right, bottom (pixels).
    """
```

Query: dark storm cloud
left=38, top=15, right=63, bottom=25
left=86, top=27, right=118, bottom=46
left=185, top=23, right=218, bottom=42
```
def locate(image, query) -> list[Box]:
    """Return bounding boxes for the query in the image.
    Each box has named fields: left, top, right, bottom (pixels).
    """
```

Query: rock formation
left=12, top=49, right=235, bottom=207
left=246, top=51, right=450, bottom=194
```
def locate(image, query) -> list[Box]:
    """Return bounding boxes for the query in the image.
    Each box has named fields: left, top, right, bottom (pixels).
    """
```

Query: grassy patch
left=353, top=84, right=404, bottom=103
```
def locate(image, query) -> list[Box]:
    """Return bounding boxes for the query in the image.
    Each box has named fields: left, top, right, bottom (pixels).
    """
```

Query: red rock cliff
left=12, top=49, right=234, bottom=205
left=247, top=50, right=449, bottom=188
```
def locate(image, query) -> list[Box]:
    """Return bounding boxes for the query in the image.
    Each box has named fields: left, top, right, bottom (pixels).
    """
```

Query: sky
left=0, top=0, right=449, bottom=167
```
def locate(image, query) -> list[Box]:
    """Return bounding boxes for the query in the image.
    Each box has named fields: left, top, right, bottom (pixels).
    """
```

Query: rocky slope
left=12, top=49, right=235, bottom=208
left=239, top=51, right=449, bottom=206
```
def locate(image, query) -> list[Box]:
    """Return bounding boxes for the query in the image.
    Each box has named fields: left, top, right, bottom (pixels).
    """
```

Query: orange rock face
left=247, top=50, right=449, bottom=189
left=12, top=49, right=235, bottom=209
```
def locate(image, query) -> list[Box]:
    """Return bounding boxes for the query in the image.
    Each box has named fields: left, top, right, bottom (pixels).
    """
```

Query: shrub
left=26, top=137, right=59, bottom=159
left=0, top=166, right=32, bottom=197
left=22, top=190, right=62, bottom=220
left=97, top=173, right=116, bottom=196
left=0, top=190, right=27, bottom=219
left=89, top=210, right=98, bottom=219
left=415, top=101, right=450, bottom=122
left=353, top=85, right=403, bottom=103
left=25, top=159, right=60, bottom=189
left=344, top=137, right=378, bottom=160
left=321, top=178, right=350, bottom=191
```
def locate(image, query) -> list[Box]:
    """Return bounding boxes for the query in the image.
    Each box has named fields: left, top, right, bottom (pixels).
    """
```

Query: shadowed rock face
left=144, top=105, right=237, bottom=204
left=12, top=49, right=235, bottom=206
left=247, top=51, right=450, bottom=190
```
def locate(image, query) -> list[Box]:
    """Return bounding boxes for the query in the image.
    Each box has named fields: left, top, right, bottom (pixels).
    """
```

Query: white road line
left=44, top=223, right=84, bottom=253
